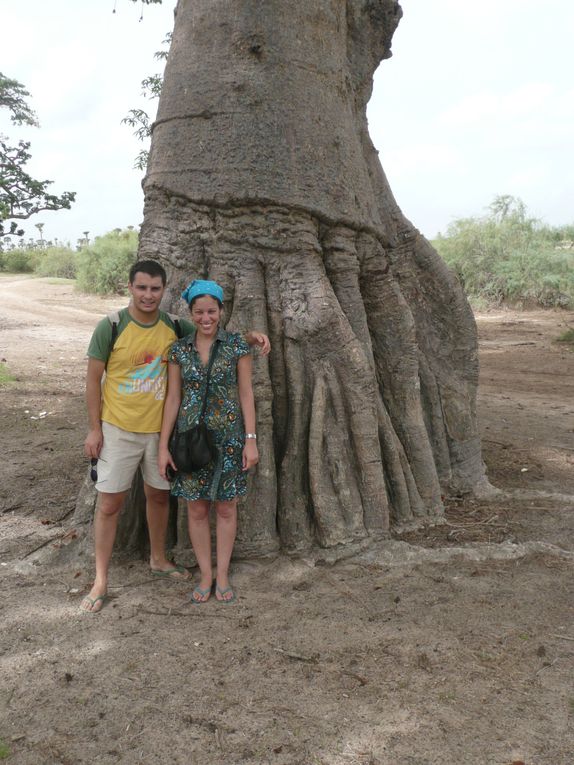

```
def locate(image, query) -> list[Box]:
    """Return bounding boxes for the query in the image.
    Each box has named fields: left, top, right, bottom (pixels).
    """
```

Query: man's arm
left=244, top=331, right=270, bottom=356
left=84, top=357, right=106, bottom=458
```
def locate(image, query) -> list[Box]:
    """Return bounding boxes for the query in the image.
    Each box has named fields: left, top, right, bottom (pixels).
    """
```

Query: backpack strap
left=166, top=312, right=183, bottom=339
left=106, top=310, right=183, bottom=359
left=107, top=311, right=122, bottom=356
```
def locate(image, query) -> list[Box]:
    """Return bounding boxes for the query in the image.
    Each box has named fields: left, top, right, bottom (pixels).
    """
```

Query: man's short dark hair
left=129, top=260, right=167, bottom=286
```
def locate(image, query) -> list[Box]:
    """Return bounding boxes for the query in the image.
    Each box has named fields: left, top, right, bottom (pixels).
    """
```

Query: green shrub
left=434, top=196, right=574, bottom=309
left=1, top=247, right=36, bottom=273
left=76, top=228, right=138, bottom=294
left=34, top=246, right=77, bottom=279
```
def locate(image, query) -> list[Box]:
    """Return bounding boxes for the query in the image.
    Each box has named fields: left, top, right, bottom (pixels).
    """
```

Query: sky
left=1, top=0, right=573, bottom=246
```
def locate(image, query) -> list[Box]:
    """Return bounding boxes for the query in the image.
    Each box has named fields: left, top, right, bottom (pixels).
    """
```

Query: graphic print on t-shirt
left=117, top=352, right=166, bottom=399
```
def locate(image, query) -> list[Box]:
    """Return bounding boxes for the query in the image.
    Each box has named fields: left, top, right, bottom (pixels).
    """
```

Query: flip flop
left=189, top=584, right=212, bottom=604
left=150, top=565, right=190, bottom=580
left=79, top=594, right=106, bottom=614
left=215, top=584, right=237, bottom=604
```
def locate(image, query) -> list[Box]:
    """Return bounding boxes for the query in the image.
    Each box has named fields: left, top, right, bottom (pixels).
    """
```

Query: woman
left=158, top=279, right=259, bottom=603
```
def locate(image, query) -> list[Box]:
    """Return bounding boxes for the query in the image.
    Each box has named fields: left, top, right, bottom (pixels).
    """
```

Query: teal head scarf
left=181, top=279, right=224, bottom=305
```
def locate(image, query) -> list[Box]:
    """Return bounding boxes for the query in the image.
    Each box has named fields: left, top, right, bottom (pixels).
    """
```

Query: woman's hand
left=242, top=440, right=259, bottom=471
left=158, top=444, right=177, bottom=481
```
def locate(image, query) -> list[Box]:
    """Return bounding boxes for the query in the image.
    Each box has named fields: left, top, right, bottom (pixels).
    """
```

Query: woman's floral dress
left=167, top=329, right=250, bottom=501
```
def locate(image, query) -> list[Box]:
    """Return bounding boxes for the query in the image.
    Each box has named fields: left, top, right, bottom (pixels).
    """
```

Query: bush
left=1, top=248, right=36, bottom=273
left=434, top=196, right=574, bottom=309
left=76, top=228, right=138, bottom=294
left=34, top=246, right=78, bottom=279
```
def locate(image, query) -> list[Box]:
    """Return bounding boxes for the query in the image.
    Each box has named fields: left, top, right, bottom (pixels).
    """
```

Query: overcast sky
left=2, top=0, right=573, bottom=246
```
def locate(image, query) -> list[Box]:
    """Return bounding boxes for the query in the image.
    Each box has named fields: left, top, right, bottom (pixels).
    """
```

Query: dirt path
left=1, top=277, right=573, bottom=765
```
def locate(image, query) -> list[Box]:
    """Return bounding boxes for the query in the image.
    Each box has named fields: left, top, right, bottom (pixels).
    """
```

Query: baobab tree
left=73, top=0, right=491, bottom=562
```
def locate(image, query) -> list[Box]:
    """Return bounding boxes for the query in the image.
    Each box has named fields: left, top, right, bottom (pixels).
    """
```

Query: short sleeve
left=87, top=317, right=113, bottom=362
left=167, top=339, right=183, bottom=365
left=233, top=333, right=250, bottom=359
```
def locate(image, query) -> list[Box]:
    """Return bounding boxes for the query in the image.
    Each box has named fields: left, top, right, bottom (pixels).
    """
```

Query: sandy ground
left=0, top=275, right=573, bottom=765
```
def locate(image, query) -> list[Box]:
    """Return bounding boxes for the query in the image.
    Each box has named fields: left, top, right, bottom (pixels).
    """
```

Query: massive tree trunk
left=72, top=0, right=491, bottom=562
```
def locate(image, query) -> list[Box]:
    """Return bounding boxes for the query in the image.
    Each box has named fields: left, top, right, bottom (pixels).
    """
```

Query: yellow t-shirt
left=87, top=309, right=194, bottom=433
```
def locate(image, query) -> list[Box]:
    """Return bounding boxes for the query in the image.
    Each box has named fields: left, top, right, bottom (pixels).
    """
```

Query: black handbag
left=169, top=341, right=219, bottom=474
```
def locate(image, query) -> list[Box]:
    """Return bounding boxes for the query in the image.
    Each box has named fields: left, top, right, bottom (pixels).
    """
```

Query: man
left=81, top=260, right=270, bottom=613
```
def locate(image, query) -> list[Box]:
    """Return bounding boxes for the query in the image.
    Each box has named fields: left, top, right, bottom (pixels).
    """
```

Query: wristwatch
left=245, top=433, right=257, bottom=439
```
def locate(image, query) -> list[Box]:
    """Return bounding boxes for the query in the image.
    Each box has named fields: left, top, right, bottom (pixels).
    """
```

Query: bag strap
left=166, top=312, right=183, bottom=339
left=198, top=340, right=219, bottom=422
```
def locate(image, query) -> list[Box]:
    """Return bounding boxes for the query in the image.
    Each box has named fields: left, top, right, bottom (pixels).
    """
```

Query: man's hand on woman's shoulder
left=245, top=331, right=271, bottom=356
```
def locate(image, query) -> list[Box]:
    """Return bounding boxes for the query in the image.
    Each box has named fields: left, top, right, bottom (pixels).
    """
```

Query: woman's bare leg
left=215, top=499, right=237, bottom=600
left=187, top=499, right=213, bottom=601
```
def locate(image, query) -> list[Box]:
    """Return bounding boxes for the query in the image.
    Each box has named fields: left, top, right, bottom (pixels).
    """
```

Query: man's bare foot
left=150, top=562, right=191, bottom=580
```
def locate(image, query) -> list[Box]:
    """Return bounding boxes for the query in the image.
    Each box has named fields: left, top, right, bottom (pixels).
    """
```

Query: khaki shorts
left=95, top=422, right=170, bottom=494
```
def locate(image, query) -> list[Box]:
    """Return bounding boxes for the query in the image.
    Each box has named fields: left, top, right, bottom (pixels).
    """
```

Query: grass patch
left=0, top=739, right=10, bottom=759
left=0, top=362, right=16, bottom=384
left=556, top=328, right=574, bottom=344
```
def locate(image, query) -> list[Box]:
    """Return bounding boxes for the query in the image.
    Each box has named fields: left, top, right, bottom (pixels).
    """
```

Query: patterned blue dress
left=167, top=328, right=251, bottom=501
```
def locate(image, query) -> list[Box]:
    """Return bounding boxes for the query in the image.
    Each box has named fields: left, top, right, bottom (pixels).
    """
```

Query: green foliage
left=34, top=246, right=78, bottom=279
left=76, top=228, right=138, bottom=294
left=1, top=231, right=137, bottom=290
left=0, top=72, right=75, bottom=237
left=0, top=247, right=36, bottom=273
left=0, top=72, right=38, bottom=126
left=0, top=241, right=78, bottom=278
left=0, top=361, right=16, bottom=385
left=434, top=196, right=574, bottom=309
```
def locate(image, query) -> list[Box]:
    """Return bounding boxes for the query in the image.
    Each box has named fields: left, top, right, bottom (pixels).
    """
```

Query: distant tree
left=488, top=194, right=525, bottom=222
left=0, top=73, right=38, bottom=126
left=0, top=72, right=75, bottom=237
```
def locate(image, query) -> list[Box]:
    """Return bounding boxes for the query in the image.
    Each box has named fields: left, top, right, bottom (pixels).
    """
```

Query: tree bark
left=75, top=0, right=492, bottom=560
